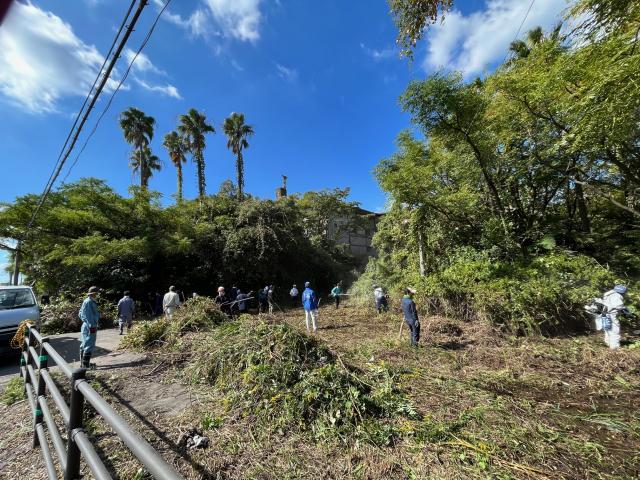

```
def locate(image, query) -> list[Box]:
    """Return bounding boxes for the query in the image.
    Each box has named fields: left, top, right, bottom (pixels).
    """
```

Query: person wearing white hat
left=600, top=284, right=629, bottom=349
left=163, top=286, right=181, bottom=320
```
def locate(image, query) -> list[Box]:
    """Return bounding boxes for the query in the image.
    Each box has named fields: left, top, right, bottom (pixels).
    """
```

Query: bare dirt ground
left=1, top=304, right=639, bottom=479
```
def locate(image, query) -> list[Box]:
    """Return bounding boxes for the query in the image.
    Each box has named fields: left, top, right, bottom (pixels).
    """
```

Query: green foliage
left=180, top=317, right=417, bottom=444
left=40, top=294, right=117, bottom=335
left=2, top=376, right=25, bottom=406
left=365, top=6, right=640, bottom=333
left=122, top=297, right=227, bottom=349
left=0, top=179, right=357, bottom=299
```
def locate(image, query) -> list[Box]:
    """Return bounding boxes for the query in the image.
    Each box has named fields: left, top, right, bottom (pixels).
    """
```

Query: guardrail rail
left=19, top=326, right=183, bottom=480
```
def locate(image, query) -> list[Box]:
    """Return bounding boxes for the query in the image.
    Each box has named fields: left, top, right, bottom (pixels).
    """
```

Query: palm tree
left=178, top=108, right=215, bottom=199
left=129, top=145, right=161, bottom=188
left=163, top=131, right=188, bottom=202
left=509, top=25, right=562, bottom=60
left=222, top=112, right=254, bottom=200
left=119, top=107, right=156, bottom=188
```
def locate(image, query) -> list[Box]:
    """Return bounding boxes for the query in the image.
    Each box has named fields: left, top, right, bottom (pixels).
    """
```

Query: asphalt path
left=0, top=328, right=144, bottom=387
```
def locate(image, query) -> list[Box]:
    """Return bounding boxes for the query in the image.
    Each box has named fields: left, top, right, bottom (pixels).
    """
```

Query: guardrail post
left=33, top=336, right=49, bottom=448
left=23, top=326, right=33, bottom=391
left=65, top=368, right=86, bottom=480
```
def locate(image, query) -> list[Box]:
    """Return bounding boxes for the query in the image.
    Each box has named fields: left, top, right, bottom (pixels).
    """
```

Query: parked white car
left=0, top=286, right=40, bottom=355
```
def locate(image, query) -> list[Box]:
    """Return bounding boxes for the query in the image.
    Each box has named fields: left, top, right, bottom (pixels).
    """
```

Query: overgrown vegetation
left=1, top=377, right=25, bottom=406
left=126, top=300, right=416, bottom=445
left=356, top=0, right=640, bottom=333
left=0, top=182, right=362, bottom=299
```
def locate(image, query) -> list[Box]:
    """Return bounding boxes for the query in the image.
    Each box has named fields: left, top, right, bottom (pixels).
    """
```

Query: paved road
left=0, top=328, right=145, bottom=387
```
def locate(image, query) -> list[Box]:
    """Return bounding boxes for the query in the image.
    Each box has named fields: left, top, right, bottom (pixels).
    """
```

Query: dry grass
left=1, top=301, right=639, bottom=479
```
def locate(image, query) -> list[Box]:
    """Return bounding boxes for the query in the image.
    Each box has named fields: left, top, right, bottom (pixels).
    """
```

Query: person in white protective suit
left=600, top=285, right=629, bottom=349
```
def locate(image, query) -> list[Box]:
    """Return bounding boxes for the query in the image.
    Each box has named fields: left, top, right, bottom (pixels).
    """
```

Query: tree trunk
left=197, top=151, right=206, bottom=199
left=12, top=243, right=21, bottom=286
left=574, top=181, right=591, bottom=233
left=177, top=162, right=183, bottom=203
left=417, top=229, right=425, bottom=276
left=237, top=150, right=244, bottom=201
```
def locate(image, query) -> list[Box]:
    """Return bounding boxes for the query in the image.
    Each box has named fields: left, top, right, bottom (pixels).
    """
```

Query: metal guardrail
left=19, top=326, right=183, bottom=479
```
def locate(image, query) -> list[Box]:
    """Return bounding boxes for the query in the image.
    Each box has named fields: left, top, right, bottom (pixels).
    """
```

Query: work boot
left=79, top=349, right=84, bottom=366
left=119, top=325, right=124, bottom=335
left=82, top=353, right=95, bottom=369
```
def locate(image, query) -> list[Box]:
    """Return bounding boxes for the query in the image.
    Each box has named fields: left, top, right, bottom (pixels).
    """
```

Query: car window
left=0, top=289, right=36, bottom=310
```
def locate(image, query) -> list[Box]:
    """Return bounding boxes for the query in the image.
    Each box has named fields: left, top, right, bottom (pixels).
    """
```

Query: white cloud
left=360, top=43, right=396, bottom=60
left=423, top=0, right=570, bottom=77
left=156, top=0, right=262, bottom=42
left=0, top=1, right=114, bottom=113
left=123, top=48, right=166, bottom=76
left=135, top=78, right=182, bottom=99
left=275, top=63, right=298, bottom=82
left=204, top=0, right=262, bottom=42
left=231, top=59, right=244, bottom=71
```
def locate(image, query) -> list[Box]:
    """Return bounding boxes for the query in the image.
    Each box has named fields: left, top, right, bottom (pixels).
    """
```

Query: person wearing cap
left=331, top=282, right=343, bottom=309
left=289, top=284, right=299, bottom=308
left=600, top=285, right=629, bottom=349
left=373, top=284, right=388, bottom=313
left=79, top=286, right=100, bottom=368
left=214, top=286, right=231, bottom=315
left=117, top=290, right=135, bottom=335
left=401, top=287, right=420, bottom=347
left=301, top=281, right=318, bottom=333
left=163, top=286, right=181, bottom=320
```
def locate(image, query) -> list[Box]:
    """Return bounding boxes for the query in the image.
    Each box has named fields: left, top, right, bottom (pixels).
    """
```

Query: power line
left=41, top=0, right=137, bottom=202
left=62, top=0, right=174, bottom=185
left=24, top=0, right=149, bottom=231
left=503, top=0, right=536, bottom=64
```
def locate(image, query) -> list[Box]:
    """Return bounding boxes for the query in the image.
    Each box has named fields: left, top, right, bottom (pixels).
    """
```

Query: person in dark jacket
left=401, top=287, right=420, bottom=347
left=214, top=286, right=230, bottom=316
left=117, top=291, right=135, bottom=335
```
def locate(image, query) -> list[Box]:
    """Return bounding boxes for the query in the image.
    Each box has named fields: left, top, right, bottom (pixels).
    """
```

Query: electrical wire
left=40, top=0, right=137, bottom=202
left=23, top=0, right=149, bottom=232
left=62, top=0, right=173, bottom=184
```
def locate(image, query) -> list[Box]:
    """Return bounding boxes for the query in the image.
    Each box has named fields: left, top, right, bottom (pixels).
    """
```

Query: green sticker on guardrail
left=20, top=357, right=26, bottom=365
left=39, top=355, right=48, bottom=362
left=35, top=409, right=42, bottom=416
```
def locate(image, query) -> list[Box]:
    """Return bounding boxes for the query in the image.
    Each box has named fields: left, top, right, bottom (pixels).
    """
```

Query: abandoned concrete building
left=275, top=176, right=382, bottom=259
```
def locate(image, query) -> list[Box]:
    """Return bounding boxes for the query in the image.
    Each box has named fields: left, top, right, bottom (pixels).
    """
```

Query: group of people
left=75, top=281, right=631, bottom=369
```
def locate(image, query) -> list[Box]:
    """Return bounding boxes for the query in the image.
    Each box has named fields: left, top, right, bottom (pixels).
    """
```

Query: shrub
left=41, top=295, right=117, bottom=335
left=2, top=376, right=26, bottom=406
left=122, top=296, right=227, bottom=350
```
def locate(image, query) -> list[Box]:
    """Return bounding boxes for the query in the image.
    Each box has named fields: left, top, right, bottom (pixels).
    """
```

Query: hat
left=169, top=286, right=176, bottom=292
left=304, top=281, right=310, bottom=288
left=293, top=284, right=297, bottom=287
left=88, top=286, right=100, bottom=294
left=614, top=284, right=627, bottom=294
left=372, top=284, right=379, bottom=289
left=218, top=286, right=225, bottom=293
left=405, top=287, right=417, bottom=295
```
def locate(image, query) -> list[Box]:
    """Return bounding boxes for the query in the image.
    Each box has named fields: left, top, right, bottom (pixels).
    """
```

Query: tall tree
left=222, top=112, right=254, bottom=200
left=163, top=131, right=188, bottom=202
left=119, top=107, right=156, bottom=188
left=178, top=108, right=215, bottom=199
left=129, top=145, right=161, bottom=189
left=388, top=0, right=453, bottom=58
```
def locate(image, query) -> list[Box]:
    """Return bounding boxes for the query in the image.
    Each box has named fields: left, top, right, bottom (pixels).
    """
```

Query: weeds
left=2, top=376, right=25, bottom=406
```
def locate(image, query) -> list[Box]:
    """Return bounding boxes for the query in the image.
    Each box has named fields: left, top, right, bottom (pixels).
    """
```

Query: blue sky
left=0, top=0, right=571, bottom=276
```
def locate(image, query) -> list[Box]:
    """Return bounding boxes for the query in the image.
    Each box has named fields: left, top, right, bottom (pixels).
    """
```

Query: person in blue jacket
left=301, top=281, right=318, bottom=333
left=401, top=287, right=420, bottom=347
left=79, top=286, right=101, bottom=368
